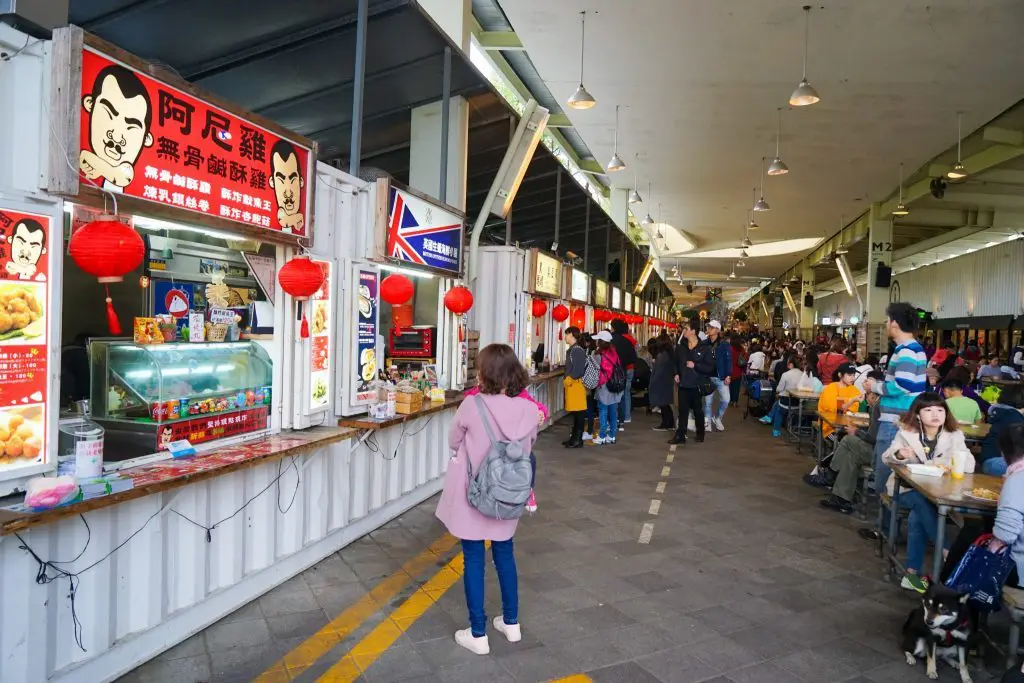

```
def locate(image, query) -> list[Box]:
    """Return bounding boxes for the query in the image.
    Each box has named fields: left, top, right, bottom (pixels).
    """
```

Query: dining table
left=782, top=389, right=820, bottom=453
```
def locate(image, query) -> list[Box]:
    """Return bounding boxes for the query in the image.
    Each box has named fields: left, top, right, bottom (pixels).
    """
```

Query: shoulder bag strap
left=473, top=394, right=500, bottom=446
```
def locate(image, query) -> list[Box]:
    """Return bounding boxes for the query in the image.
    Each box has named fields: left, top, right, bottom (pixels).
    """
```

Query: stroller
left=743, top=374, right=774, bottom=419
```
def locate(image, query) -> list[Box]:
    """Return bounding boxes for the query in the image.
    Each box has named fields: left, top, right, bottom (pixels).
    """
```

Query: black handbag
left=696, top=376, right=715, bottom=397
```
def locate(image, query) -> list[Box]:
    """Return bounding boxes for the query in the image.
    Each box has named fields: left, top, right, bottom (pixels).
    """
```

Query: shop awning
left=930, top=315, right=1014, bottom=330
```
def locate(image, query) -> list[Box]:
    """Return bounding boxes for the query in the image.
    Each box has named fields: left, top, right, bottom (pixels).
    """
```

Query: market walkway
left=118, top=411, right=1008, bottom=683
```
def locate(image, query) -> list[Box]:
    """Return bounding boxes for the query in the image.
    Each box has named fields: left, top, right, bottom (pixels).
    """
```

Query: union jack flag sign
left=386, top=187, right=463, bottom=274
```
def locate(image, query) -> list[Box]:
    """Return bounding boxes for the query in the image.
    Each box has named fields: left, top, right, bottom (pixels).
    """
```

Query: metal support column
left=439, top=46, right=451, bottom=204
left=348, top=0, right=369, bottom=176
left=505, top=116, right=514, bottom=245
left=605, top=220, right=611, bottom=280
left=583, top=200, right=590, bottom=271
left=553, top=166, right=562, bottom=249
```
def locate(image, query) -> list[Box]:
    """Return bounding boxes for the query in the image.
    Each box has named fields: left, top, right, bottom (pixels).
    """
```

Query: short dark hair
left=867, top=370, right=886, bottom=382
left=942, top=378, right=965, bottom=392
left=655, top=335, right=674, bottom=357
left=999, top=423, right=1024, bottom=467
left=610, top=318, right=628, bottom=334
left=885, top=302, right=919, bottom=334
left=565, top=326, right=581, bottom=340
left=270, top=139, right=299, bottom=167
left=90, top=65, right=153, bottom=130
left=12, top=219, right=45, bottom=248
left=900, top=392, right=958, bottom=432
left=476, top=343, right=528, bottom=398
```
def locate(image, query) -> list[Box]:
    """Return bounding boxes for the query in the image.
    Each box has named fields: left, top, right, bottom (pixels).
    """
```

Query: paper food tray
left=906, top=463, right=945, bottom=478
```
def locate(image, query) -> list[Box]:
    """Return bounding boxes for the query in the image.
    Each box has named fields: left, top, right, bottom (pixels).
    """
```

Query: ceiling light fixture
left=789, top=6, right=820, bottom=107
left=606, top=104, right=626, bottom=172
left=893, top=162, right=910, bottom=216
left=748, top=188, right=760, bottom=229
left=567, top=11, right=596, bottom=110
left=741, top=235, right=752, bottom=249
left=629, top=153, right=642, bottom=203
left=641, top=180, right=654, bottom=225
left=736, top=258, right=746, bottom=268
left=767, top=108, right=790, bottom=176
left=946, top=111, right=968, bottom=180
left=728, top=265, right=737, bottom=280
left=739, top=249, right=749, bottom=259
left=753, top=157, right=771, bottom=212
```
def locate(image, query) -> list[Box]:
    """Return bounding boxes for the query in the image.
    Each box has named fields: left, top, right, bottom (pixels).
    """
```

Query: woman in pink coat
left=436, top=344, right=539, bottom=655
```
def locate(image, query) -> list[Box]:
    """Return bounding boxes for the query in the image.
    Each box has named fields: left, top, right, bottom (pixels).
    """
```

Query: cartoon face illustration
left=269, top=140, right=304, bottom=217
left=80, top=65, right=154, bottom=188
left=8, top=219, right=45, bottom=276
left=159, top=426, right=173, bottom=449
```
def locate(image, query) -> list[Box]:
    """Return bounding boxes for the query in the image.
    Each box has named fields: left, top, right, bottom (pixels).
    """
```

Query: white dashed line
left=648, top=500, right=661, bottom=516
left=666, top=453, right=674, bottom=463
left=638, top=522, right=655, bottom=544
left=661, top=466, right=671, bottom=477
left=655, top=481, right=666, bottom=494
left=669, top=444, right=677, bottom=452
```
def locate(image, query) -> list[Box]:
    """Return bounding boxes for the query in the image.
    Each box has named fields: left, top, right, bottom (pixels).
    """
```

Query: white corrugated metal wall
left=0, top=416, right=454, bottom=683
left=815, top=240, right=1024, bottom=322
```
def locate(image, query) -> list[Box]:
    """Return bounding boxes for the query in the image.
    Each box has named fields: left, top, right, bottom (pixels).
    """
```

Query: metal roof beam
left=476, top=31, right=525, bottom=50
left=82, top=0, right=174, bottom=30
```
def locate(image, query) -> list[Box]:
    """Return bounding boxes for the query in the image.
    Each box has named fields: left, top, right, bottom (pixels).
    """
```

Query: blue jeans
left=897, top=490, right=942, bottom=573
left=765, top=401, right=789, bottom=431
left=618, top=369, right=635, bottom=422
left=982, top=457, right=1008, bottom=476
left=461, top=539, right=518, bottom=637
left=703, top=377, right=730, bottom=421
left=872, top=421, right=901, bottom=494
left=598, top=401, right=618, bottom=440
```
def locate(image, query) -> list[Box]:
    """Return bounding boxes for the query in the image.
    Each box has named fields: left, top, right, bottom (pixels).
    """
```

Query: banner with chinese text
left=0, top=207, right=50, bottom=477
left=309, top=261, right=332, bottom=410
left=156, top=407, right=269, bottom=450
left=386, top=187, right=463, bottom=274
left=78, top=47, right=313, bottom=240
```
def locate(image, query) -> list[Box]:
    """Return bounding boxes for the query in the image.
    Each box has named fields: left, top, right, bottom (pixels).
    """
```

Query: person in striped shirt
left=863, top=302, right=928, bottom=496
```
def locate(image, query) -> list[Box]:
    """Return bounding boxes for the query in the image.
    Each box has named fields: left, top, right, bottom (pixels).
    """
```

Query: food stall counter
left=0, top=426, right=359, bottom=536
left=338, top=394, right=466, bottom=431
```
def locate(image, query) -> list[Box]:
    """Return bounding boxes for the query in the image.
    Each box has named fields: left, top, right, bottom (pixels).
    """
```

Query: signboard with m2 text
left=75, top=43, right=314, bottom=242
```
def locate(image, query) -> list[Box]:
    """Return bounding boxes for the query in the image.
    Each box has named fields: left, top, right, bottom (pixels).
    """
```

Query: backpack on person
left=582, top=354, right=601, bottom=390
left=465, top=396, right=533, bottom=520
left=605, top=359, right=627, bottom=393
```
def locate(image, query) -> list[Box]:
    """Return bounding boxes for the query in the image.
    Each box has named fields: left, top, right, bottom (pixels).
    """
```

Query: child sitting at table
left=883, top=392, right=975, bottom=592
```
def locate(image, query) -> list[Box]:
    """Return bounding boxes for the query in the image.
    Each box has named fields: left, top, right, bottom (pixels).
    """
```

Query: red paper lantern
left=277, top=256, right=327, bottom=338
left=380, top=273, right=414, bottom=305
left=68, top=216, right=145, bottom=335
left=444, top=285, right=474, bottom=315
left=531, top=298, right=548, bottom=318
left=551, top=304, right=569, bottom=322
left=277, top=256, right=325, bottom=301
left=570, top=307, right=586, bottom=328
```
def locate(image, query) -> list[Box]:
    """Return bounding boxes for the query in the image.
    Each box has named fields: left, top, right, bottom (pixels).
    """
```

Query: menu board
left=386, top=186, right=463, bottom=274
left=612, top=286, right=622, bottom=310
left=532, top=250, right=561, bottom=297
left=308, top=261, right=331, bottom=410
left=594, top=279, right=608, bottom=307
left=624, top=292, right=633, bottom=312
left=634, top=297, right=641, bottom=314
left=570, top=269, right=589, bottom=303
left=78, top=47, right=314, bottom=241
left=0, top=207, right=50, bottom=477
left=353, top=268, right=379, bottom=406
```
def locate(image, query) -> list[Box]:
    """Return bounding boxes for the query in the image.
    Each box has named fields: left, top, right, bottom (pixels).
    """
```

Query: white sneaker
left=493, top=617, right=522, bottom=643
left=454, top=629, right=490, bottom=655
left=705, top=421, right=713, bottom=433
left=624, top=418, right=632, bottom=424
left=592, top=437, right=606, bottom=445
left=608, top=437, right=617, bottom=445
left=714, top=417, right=725, bottom=432
left=618, top=425, right=625, bottom=432
left=687, top=419, right=696, bottom=432
left=581, top=432, right=593, bottom=441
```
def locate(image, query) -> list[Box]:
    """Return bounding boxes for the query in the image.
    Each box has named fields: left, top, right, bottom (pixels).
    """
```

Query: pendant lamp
left=567, top=11, right=596, bottom=110
left=946, top=112, right=969, bottom=180
left=629, top=154, right=643, bottom=203
left=754, top=158, right=771, bottom=212
left=641, top=181, right=654, bottom=225
left=748, top=190, right=759, bottom=230
left=893, top=162, right=910, bottom=216
left=767, top=108, right=790, bottom=175
left=728, top=266, right=737, bottom=280
left=606, top=104, right=626, bottom=172
left=789, top=6, right=820, bottom=107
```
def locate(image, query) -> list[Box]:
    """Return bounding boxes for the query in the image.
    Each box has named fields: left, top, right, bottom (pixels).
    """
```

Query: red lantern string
left=444, top=286, right=474, bottom=315
left=68, top=216, right=144, bottom=335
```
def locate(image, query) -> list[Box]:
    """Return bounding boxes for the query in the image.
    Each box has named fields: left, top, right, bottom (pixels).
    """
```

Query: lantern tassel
left=105, top=286, right=122, bottom=336
left=299, top=302, right=310, bottom=339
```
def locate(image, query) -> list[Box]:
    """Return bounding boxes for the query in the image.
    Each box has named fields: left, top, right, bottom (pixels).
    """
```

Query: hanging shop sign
left=0, top=206, right=51, bottom=478
left=529, top=249, right=561, bottom=298
left=594, top=279, right=608, bottom=308
left=50, top=29, right=316, bottom=243
left=308, top=261, right=332, bottom=409
left=570, top=268, right=590, bottom=304
left=612, top=286, right=622, bottom=310
left=624, top=292, right=633, bottom=313
left=385, top=184, right=464, bottom=275
left=353, top=268, right=379, bottom=406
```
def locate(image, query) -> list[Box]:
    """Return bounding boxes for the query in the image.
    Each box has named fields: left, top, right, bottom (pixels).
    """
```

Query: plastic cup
left=951, top=450, right=966, bottom=480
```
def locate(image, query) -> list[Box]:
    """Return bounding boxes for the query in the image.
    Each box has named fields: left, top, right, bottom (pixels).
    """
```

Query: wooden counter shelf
left=0, top=426, right=360, bottom=536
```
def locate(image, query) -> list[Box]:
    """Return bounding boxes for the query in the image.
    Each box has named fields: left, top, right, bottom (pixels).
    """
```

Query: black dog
left=902, top=583, right=974, bottom=682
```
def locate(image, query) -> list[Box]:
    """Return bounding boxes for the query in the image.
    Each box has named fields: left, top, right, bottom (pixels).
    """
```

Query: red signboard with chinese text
left=156, top=407, right=269, bottom=450
left=78, top=47, right=314, bottom=240
left=0, top=207, right=51, bottom=476
left=308, top=261, right=332, bottom=410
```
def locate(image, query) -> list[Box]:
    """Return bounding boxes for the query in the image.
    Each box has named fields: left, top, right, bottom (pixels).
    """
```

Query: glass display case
left=90, top=341, right=273, bottom=460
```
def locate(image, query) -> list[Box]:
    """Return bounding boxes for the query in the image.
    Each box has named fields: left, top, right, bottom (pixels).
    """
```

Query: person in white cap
left=592, top=330, right=625, bottom=444
left=702, top=320, right=733, bottom=432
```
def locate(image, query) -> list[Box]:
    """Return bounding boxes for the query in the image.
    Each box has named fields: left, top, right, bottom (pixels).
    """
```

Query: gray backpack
left=466, top=395, right=533, bottom=520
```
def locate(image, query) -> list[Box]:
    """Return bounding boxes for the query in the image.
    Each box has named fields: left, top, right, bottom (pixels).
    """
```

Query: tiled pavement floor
left=119, top=408, right=1016, bottom=683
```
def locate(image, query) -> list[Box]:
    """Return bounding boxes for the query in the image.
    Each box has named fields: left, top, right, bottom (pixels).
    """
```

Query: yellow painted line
left=316, top=551, right=465, bottom=682
left=254, top=534, right=458, bottom=682
left=550, top=675, right=594, bottom=682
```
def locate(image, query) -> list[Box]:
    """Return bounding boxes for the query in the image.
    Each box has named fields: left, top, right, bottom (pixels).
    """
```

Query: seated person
left=759, top=355, right=805, bottom=437
left=945, top=365, right=990, bottom=414
left=816, top=362, right=864, bottom=445
left=817, top=381, right=882, bottom=507
left=746, top=344, right=766, bottom=375
left=941, top=377, right=983, bottom=425
left=978, top=355, right=1004, bottom=380
left=882, top=393, right=975, bottom=592
left=978, top=385, right=1024, bottom=476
